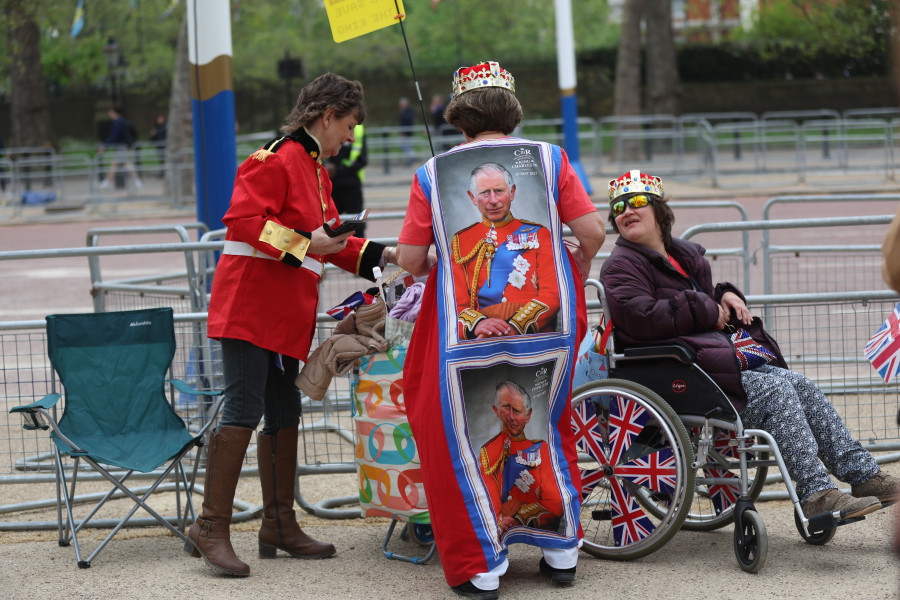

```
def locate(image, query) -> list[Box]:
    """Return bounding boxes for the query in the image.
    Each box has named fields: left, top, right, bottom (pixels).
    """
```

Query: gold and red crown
left=452, top=61, right=515, bottom=98
left=608, top=169, right=664, bottom=202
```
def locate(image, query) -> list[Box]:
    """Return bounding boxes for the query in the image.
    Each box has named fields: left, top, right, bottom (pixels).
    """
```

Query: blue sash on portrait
left=477, top=224, right=543, bottom=307
left=501, top=441, right=543, bottom=500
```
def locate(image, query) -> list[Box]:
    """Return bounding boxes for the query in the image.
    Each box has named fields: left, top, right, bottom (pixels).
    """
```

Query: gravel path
left=1, top=468, right=898, bottom=600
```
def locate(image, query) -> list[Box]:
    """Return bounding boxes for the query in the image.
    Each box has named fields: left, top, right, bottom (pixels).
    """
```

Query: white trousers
left=469, top=544, right=580, bottom=590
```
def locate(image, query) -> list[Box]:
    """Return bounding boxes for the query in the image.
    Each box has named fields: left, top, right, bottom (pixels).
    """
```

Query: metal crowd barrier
left=3, top=108, right=900, bottom=223
left=3, top=209, right=900, bottom=529
left=682, top=212, right=896, bottom=296
left=594, top=111, right=900, bottom=188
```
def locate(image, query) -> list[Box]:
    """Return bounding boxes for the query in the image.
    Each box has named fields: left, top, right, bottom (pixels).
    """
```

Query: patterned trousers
left=739, top=365, right=879, bottom=502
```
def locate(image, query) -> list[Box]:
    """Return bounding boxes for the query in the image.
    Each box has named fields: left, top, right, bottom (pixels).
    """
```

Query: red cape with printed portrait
left=398, top=139, right=592, bottom=586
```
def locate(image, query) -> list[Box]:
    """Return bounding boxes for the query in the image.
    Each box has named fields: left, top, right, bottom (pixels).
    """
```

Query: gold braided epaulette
left=249, top=136, right=289, bottom=162
left=480, top=438, right=507, bottom=476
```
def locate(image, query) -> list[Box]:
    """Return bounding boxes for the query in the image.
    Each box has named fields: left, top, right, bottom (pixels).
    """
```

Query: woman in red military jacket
left=187, top=73, right=395, bottom=577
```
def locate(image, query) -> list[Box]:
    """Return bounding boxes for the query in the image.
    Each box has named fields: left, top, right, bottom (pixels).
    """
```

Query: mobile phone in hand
left=323, top=209, right=369, bottom=237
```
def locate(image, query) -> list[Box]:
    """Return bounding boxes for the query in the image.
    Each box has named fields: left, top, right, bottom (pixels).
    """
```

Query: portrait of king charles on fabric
left=461, top=363, right=565, bottom=540
left=437, top=146, right=565, bottom=343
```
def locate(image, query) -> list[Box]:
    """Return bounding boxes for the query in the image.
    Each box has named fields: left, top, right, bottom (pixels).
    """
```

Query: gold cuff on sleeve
left=459, top=308, right=486, bottom=337
left=509, top=300, right=550, bottom=335
left=258, top=220, right=310, bottom=263
left=515, top=502, right=550, bottom=527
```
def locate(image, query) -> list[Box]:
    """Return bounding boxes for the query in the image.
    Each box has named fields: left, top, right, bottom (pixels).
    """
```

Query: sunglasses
left=611, top=194, right=653, bottom=217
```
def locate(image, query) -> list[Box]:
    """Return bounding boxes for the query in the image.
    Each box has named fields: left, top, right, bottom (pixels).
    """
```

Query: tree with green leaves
left=731, top=0, right=892, bottom=78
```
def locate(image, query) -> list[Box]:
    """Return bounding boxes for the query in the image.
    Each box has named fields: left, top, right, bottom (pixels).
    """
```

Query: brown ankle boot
left=802, top=488, right=881, bottom=519
left=851, top=470, right=900, bottom=502
left=257, top=427, right=336, bottom=559
left=185, top=426, right=253, bottom=576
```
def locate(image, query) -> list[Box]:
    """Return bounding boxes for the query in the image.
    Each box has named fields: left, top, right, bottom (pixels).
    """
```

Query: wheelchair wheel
left=793, top=508, right=837, bottom=545
left=680, top=428, right=769, bottom=532
left=734, top=509, right=767, bottom=573
left=571, top=379, right=695, bottom=561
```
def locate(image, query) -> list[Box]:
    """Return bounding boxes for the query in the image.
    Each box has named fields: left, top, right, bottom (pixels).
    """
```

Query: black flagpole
left=393, top=0, right=436, bottom=158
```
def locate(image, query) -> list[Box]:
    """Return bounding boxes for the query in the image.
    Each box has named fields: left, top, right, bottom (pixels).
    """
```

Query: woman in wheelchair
left=599, top=169, right=898, bottom=522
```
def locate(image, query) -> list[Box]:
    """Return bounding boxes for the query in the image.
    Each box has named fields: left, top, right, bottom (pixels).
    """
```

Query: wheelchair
left=572, top=280, right=882, bottom=573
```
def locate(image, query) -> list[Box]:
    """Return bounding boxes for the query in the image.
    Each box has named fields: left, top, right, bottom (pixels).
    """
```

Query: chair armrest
left=621, top=345, right=695, bottom=364
left=168, top=380, right=227, bottom=442
left=9, top=393, right=61, bottom=430
left=166, top=379, right=224, bottom=396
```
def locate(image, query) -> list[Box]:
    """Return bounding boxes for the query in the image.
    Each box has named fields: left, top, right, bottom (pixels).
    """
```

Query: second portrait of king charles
left=451, top=162, right=560, bottom=340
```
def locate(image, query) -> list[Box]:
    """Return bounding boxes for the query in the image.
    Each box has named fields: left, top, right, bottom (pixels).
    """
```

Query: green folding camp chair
left=9, top=307, right=224, bottom=568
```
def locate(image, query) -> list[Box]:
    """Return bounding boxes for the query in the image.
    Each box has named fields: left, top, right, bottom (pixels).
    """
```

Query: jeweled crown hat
left=452, top=61, right=516, bottom=98
left=608, top=169, right=664, bottom=202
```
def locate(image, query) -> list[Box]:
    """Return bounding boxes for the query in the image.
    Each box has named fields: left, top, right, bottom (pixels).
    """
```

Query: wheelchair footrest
left=806, top=511, right=839, bottom=533
left=807, top=511, right=866, bottom=533
left=836, top=516, right=865, bottom=527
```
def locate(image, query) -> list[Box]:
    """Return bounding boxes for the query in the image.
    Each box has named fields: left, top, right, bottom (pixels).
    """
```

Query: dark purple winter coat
left=599, top=236, right=786, bottom=413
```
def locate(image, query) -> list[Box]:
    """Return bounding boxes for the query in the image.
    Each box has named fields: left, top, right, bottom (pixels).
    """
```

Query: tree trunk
left=613, top=0, right=647, bottom=161
left=645, top=0, right=681, bottom=161
left=165, top=14, right=194, bottom=203
left=892, top=0, right=900, bottom=105
left=645, top=0, right=681, bottom=116
left=4, top=1, right=55, bottom=150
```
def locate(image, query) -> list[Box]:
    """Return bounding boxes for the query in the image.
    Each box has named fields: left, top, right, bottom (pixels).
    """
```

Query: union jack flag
left=705, top=430, right=740, bottom=514
left=571, top=398, right=607, bottom=464
left=609, top=479, right=656, bottom=546
left=326, top=291, right=377, bottom=320
left=864, top=302, right=900, bottom=383
left=579, top=467, right=606, bottom=499
left=616, top=447, right=678, bottom=496
left=608, top=396, right=649, bottom=465
left=694, top=429, right=756, bottom=515
left=706, top=468, right=740, bottom=514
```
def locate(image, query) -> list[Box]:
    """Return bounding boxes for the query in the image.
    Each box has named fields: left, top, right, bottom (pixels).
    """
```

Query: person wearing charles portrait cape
left=395, top=60, right=605, bottom=599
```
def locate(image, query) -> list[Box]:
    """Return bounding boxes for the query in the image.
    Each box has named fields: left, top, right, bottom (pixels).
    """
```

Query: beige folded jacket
left=296, top=299, right=388, bottom=401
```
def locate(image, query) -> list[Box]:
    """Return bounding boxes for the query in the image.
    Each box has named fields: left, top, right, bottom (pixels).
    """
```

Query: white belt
left=222, top=240, right=324, bottom=276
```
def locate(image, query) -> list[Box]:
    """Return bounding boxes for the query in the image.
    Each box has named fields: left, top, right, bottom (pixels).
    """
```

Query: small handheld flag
left=327, top=290, right=377, bottom=320
left=864, top=301, right=900, bottom=383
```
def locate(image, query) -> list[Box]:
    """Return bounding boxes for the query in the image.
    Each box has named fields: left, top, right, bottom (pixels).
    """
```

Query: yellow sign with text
left=324, top=0, right=406, bottom=43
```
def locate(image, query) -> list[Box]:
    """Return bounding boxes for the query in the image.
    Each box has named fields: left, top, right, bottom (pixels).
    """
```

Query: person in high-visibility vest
left=325, top=123, right=367, bottom=236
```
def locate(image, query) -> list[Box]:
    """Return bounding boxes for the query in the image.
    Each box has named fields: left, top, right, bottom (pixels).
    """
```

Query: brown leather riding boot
left=257, top=427, right=336, bottom=559
left=184, top=426, right=253, bottom=576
